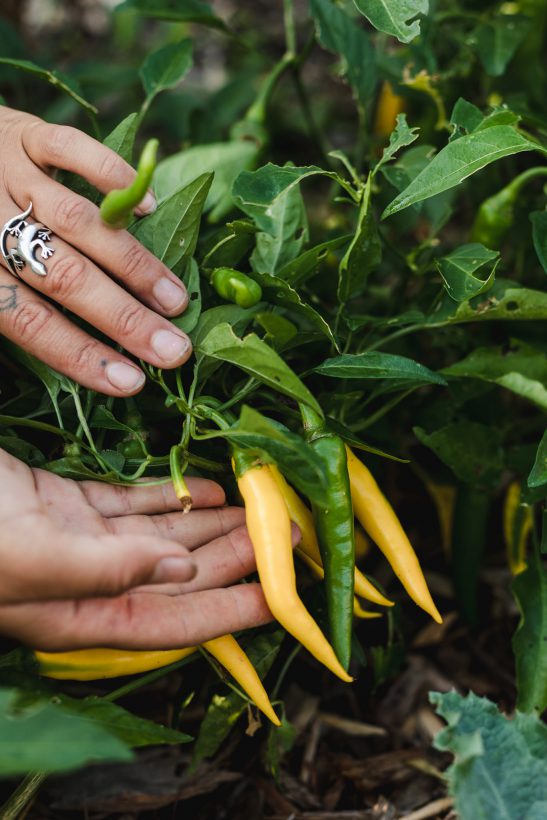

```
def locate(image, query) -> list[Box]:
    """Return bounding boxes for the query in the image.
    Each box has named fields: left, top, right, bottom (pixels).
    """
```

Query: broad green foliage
left=0, top=688, right=132, bottom=775
left=383, top=125, right=544, bottom=218
left=1, top=0, right=547, bottom=788
left=432, top=691, right=547, bottom=820
left=353, top=0, right=429, bottom=44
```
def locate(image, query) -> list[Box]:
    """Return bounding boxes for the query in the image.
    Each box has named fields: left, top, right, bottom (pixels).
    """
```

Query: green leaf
left=381, top=144, right=455, bottom=234
left=154, top=141, right=259, bottom=222
left=233, top=163, right=352, bottom=235
left=251, top=181, right=308, bottom=275
left=0, top=688, right=132, bottom=775
left=315, top=351, right=447, bottom=385
left=310, top=0, right=377, bottom=106
left=373, top=114, right=420, bottom=176
left=431, top=690, right=547, bottom=820
left=531, top=211, right=547, bottom=274
left=191, top=629, right=284, bottom=768
left=426, top=279, right=547, bottom=326
left=528, top=432, right=547, bottom=489
left=436, top=243, right=500, bottom=302
left=353, top=0, right=428, bottom=44
left=382, top=125, right=544, bottom=218
left=277, top=235, right=351, bottom=287
left=443, top=341, right=547, bottom=411
left=246, top=270, right=337, bottom=348
left=117, top=0, right=228, bottom=30
left=471, top=15, right=531, bottom=77
left=414, top=422, right=504, bottom=486
left=103, top=112, right=139, bottom=164
left=223, top=407, right=329, bottom=506
left=132, top=172, right=213, bottom=271
left=57, top=696, right=192, bottom=747
left=254, top=313, right=298, bottom=350
left=450, top=98, right=485, bottom=137
left=338, top=175, right=381, bottom=303
left=0, top=58, right=98, bottom=114
left=197, top=323, right=322, bottom=414
left=172, top=259, right=201, bottom=334
left=140, top=39, right=193, bottom=106
left=512, top=548, right=547, bottom=715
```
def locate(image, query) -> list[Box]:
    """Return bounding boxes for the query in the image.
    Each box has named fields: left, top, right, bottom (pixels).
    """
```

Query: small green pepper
left=300, top=404, right=355, bottom=671
left=471, top=167, right=547, bottom=249
left=100, top=138, right=159, bottom=229
left=211, top=267, right=262, bottom=308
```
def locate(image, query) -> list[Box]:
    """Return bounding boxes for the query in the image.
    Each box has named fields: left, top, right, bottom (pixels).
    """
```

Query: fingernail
left=105, top=362, right=145, bottom=392
left=151, top=556, right=196, bottom=584
left=151, top=328, right=191, bottom=364
left=153, top=277, right=187, bottom=313
left=135, top=190, right=157, bottom=216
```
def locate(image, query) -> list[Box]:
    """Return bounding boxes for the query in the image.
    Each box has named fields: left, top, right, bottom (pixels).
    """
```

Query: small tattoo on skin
left=0, top=284, right=17, bottom=312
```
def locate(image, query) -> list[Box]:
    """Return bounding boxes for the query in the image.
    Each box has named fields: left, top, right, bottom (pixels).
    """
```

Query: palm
left=0, top=448, right=275, bottom=651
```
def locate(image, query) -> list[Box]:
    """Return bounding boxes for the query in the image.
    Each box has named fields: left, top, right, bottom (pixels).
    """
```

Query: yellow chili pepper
left=35, top=634, right=280, bottom=725
left=269, top=465, right=393, bottom=609
left=203, top=636, right=280, bottom=725
left=34, top=646, right=195, bottom=680
left=345, top=447, right=442, bottom=624
left=423, top=479, right=457, bottom=558
left=373, top=81, right=406, bottom=137
left=503, top=481, right=531, bottom=576
left=233, top=454, right=352, bottom=683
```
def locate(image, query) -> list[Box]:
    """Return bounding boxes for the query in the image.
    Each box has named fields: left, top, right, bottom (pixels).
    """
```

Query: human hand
left=0, top=105, right=191, bottom=396
left=0, top=448, right=291, bottom=651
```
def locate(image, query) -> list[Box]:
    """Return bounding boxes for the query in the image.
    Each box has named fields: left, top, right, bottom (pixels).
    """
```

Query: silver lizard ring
left=0, top=202, right=55, bottom=279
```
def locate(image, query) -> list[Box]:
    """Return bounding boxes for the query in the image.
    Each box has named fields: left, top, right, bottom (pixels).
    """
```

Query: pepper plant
left=0, top=1, right=546, bottom=816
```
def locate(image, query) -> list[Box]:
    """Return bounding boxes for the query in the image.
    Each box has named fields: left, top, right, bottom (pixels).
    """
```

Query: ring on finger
left=1, top=201, right=55, bottom=279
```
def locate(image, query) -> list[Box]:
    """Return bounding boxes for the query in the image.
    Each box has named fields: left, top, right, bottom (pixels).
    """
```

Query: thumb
left=0, top=515, right=196, bottom=604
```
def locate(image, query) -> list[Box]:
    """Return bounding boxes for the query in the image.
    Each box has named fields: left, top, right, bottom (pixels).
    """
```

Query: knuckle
left=46, top=254, right=87, bottom=300
left=121, top=242, right=150, bottom=282
left=98, top=150, right=127, bottom=185
left=70, top=338, right=103, bottom=371
left=10, top=300, right=53, bottom=343
left=54, top=194, right=90, bottom=234
left=41, top=124, right=77, bottom=162
left=113, top=301, right=148, bottom=338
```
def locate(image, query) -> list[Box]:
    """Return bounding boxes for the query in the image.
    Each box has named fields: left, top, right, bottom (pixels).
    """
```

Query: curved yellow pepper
left=345, top=447, right=442, bottom=624
left=35, top=633, right=280, bottom=726
left=234, top=460, right=352, bottom=683
left=373, top=81, right=406, bottom=137
left=269, top=465, right=393, bottom=609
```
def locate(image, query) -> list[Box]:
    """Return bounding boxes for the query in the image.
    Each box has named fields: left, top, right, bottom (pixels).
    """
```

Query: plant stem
left=283, top=0, right=297, bottom=57
left=0, top=772, right=47, bottom=820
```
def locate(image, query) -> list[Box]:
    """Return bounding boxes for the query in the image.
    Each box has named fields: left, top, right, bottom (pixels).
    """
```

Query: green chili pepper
left=169, top=444, right=192, bottom=513
left=471, top=167, right=547, bottom=249
left=100, top=138, right=159, bottom=229
left=211, top=267, right=262, bottom=308
left=300, top=404, right=355, bottom=671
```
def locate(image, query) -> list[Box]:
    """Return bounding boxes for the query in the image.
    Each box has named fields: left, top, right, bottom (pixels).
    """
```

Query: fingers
left=0, top=514, right=197, bottom=604
left=0, top=584, right=272, bottom=651
left=78, top=476, right=227, bottom=518
left=136, top=522, right=301, bottom=596
left=22, top=121, right=155, bottom=211
left=0, top=194, right=192, bottom=372
left=0, top=270, right=147, bottom=395
left=24, top=175, right=189, bottom=318
left=110, top=507, right=247, bottom=548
